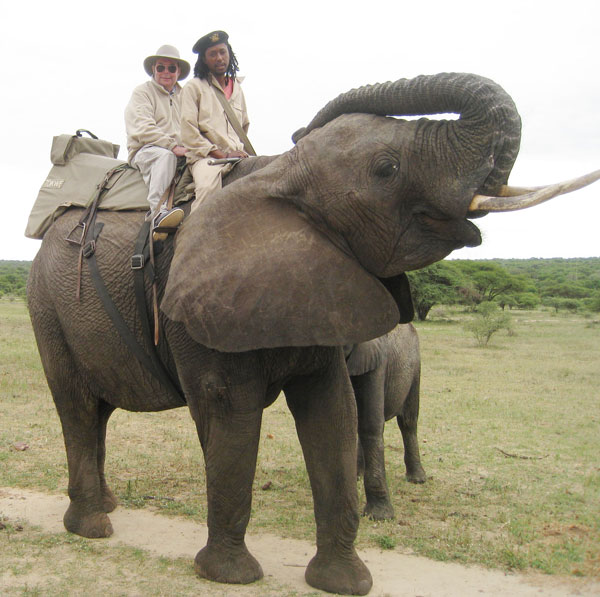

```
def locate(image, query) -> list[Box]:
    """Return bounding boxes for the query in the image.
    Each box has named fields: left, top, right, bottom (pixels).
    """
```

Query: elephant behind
left=347, top=323, right=425, bottom=521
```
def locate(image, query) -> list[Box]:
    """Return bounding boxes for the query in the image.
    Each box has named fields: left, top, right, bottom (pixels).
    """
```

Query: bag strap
left=211, top=76, right=256, bottom=156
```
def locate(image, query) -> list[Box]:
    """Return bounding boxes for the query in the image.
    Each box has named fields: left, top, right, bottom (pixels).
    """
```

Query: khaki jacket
left=124, top=79, right=183, bottom=163
left=180, top=75, right=249, bottom=163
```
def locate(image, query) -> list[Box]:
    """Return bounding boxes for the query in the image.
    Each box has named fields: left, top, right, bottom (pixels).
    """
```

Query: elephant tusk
left=469, top=169, right=600, bottom=212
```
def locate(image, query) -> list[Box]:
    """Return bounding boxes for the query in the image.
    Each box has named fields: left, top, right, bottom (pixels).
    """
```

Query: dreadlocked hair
left=193, top=44, right=240, bottom=80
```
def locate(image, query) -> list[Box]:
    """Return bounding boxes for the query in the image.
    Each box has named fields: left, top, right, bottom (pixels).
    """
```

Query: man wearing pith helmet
left=181, top=31, right=254, bottom=208
left=125, top=45, right=190, bottom=240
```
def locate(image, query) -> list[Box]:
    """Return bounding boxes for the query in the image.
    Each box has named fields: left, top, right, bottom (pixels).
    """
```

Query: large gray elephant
left=347, top=323, right=425, bottom=522
left=27, top=73, right=597, bottom=596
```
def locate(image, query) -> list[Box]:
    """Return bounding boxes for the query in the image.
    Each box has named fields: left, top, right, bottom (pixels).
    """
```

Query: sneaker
left=152, top=208, right=184, bottom=242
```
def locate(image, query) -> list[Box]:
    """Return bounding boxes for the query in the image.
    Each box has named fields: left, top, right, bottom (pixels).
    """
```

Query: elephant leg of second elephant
left=397, top=382, right=426, bottom=484
left=284, top=352, right=372, bottom=596
left=187, top=375, right=265, bottom=585
left=352, top=369, right=395, bottom=521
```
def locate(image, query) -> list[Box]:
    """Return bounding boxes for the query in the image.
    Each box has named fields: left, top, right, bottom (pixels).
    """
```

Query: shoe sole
left=152, top=209, right=184, bottom=242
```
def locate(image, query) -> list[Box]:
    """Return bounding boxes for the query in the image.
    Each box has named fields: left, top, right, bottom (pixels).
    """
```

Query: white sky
left=2, top=0, right=599, bottom=261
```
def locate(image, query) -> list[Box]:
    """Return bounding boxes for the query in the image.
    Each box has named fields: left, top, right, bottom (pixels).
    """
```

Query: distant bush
left=544, top=297, right=585, bottom=313
left=463, top=302, right=512, bottom=347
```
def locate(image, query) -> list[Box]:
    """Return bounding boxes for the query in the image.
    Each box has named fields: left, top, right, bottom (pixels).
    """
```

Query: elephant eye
left=374, top=161, right=399, bottom=179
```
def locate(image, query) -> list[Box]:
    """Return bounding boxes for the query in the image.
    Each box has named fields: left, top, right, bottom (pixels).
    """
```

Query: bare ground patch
left=1, top=487, right=599, bottom=597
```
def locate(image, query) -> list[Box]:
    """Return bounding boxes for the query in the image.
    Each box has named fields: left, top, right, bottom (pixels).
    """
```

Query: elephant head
left=162, top=72, right=597, bottom=352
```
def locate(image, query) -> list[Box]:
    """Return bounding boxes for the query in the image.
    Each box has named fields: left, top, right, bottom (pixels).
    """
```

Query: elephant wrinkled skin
left=28, top=73, right=549, bottom=595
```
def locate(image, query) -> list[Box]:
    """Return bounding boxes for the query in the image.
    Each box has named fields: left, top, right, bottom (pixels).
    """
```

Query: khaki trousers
left=132, top=145, right=177, bottom=214
left=190, top=159, right=234, bottom=212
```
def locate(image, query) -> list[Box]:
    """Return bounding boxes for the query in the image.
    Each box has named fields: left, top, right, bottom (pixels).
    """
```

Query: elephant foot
left=101, top=486, right=118, bottom=513
left=406, top=465, right=427, bottom=484
left=194, top=542, right=263, bottom=585
left=64, top=502, right=114, bottom=538
left=305, top=547, right=372, bottom=595
left=363, top=498, right=395, bottom=521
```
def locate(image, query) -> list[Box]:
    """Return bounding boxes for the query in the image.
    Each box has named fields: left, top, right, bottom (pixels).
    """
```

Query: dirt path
left=1, top=487, right=598, bottom=596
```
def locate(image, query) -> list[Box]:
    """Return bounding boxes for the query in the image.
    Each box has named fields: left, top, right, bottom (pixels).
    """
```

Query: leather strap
left=82, top=218, right=185, bottom=405
left=211, top=76, right=256, bottom=156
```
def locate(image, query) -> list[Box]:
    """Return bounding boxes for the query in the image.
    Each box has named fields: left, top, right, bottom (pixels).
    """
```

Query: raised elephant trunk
left=293, top=72, right=522, bottom=195
left=293, top=73, right=599, bottom=214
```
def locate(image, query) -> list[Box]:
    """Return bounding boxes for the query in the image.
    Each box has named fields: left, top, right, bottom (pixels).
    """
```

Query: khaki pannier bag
left=26, top=130, right=149, bottom=239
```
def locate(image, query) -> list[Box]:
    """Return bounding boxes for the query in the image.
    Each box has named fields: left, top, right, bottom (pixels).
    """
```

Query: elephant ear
left=345, top=335, right=388, bottom=377
left=162, top=186, right=411, bottom=353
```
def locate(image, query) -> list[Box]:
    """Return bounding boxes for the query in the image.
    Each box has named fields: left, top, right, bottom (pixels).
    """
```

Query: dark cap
left=192, top=30, right=229, bottom=55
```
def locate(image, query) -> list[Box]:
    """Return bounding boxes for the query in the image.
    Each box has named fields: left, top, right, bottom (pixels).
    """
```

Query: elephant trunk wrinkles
left=293, top=73, right=522, bottom=196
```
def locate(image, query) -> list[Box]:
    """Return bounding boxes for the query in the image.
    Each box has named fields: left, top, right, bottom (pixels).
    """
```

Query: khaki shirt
left=180, top=75, right=250, bottom=163
left=124, top=79, right=183, bottom=163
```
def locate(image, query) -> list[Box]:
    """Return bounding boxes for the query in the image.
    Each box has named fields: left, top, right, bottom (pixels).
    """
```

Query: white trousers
left=190, top=159, right=233, bottom=212
left=132, top=146, right=177, bottom=214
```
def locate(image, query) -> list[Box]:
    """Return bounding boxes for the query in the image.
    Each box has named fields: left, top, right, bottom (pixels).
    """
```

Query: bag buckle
left=131, top=254, right=145, bottom=270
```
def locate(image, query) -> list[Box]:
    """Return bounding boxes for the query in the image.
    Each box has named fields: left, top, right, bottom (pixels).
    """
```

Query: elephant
left=26, top=72, right=599, bottom=596
left=346, top=323, right=425, bottom=522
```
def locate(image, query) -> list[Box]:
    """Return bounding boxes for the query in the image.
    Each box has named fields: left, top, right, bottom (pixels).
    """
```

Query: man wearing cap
left=181, top=31, right=254, bottom=208
left=125, top=45, right=190, bottom=240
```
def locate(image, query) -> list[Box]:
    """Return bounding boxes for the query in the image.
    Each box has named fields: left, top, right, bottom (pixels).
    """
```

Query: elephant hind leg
left=397, top=381, right=426, bottom=484
left=30, top=308, right=115, bottom=537
left=60, top=390, right=116, bottom=538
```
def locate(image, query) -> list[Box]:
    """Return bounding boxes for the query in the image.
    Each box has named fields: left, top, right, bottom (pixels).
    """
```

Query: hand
left=172, top=146, right=188, bottom=157
left=226, top=150, right=249, bottom=159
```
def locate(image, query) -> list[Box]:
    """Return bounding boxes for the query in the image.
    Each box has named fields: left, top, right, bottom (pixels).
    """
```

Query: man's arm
left=180, top=83, right=219, bottom=160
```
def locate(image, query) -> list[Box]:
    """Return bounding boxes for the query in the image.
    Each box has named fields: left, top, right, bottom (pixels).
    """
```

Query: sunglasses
left=156, top=64, right=178, bottom=73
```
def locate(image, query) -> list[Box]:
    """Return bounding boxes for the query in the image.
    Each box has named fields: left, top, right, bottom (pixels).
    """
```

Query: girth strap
left=83, top=219, right=185, bottom=404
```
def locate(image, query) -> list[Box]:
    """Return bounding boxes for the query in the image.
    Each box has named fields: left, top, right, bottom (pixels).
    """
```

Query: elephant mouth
left=415, top=213, right=482, bottom=248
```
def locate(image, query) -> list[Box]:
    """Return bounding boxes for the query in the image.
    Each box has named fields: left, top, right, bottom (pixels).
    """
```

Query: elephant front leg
left=353, top=371, right=395, bottom=521
left=285, top=354, right=372, bottom=596
left=188, top=383, right=264, bottom=585
left=398, top=384, right=426, bottom=484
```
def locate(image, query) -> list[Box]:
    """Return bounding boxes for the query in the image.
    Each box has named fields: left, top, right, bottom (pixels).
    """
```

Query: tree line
left=0, top=261, right=31, bottom=299
left=1, top=258, right=599, bottom=317
left=407, top=257, right=600, bottom=320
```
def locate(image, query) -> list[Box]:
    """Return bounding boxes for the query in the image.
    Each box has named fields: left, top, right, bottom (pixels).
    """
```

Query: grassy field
left=1, top=299, right=599, bottom=579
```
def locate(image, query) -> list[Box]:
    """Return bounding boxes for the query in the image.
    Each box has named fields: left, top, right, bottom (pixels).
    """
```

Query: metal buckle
left=131, top=254, right=145, bottom=270
left=65, top=221, right=86, bottom=246
left=82, top=241, right=96, bottom=258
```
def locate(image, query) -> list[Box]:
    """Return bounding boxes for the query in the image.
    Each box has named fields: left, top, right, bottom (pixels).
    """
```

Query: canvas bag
left=26, top=131, right=151, bottom=239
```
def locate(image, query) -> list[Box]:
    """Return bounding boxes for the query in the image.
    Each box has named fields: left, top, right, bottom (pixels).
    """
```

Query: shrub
left=463, top=302, right=512, bottom=347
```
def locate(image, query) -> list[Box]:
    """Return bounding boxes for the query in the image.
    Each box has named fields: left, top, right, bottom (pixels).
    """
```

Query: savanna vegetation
left=0, top=261, right=30, bottom=300
left=2, top=257, right=599, bottom=314
left=407, top=257, right=600, bottom=320
left=1, top=287, right=598, bottom=584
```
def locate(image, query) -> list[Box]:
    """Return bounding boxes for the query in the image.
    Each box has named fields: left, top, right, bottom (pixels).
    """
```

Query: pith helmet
left=143, top=45, right=190, bottom=80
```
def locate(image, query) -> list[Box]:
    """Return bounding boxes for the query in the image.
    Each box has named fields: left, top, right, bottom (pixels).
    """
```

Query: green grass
left=1, top=300, right=598, bottom=578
